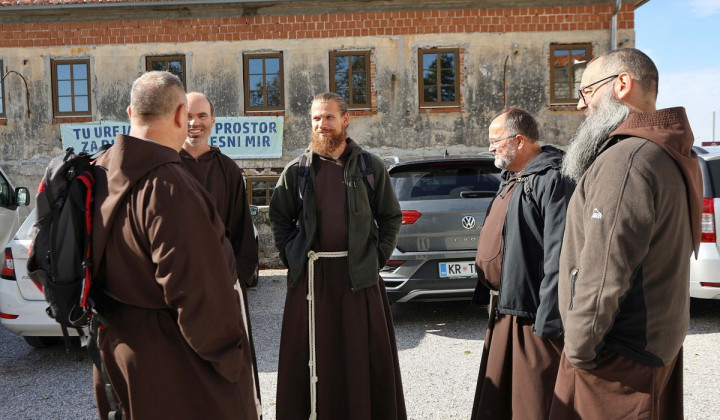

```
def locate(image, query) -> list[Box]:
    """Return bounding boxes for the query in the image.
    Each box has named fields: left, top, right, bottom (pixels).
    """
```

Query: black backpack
left=27, top=145, right=110, bottom=332
left=26, top=145, right=123, bottom=419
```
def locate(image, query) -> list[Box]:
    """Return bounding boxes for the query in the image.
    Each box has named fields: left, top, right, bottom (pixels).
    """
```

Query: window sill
left=419, top=106, right=461, bottom=114
left=548, top=104, right=581, bottom=112
left=53, top=116, right=93, bottom=124
left=347, top=109, right=375, bottom=116
left=244, top=110, right=285, bottom=117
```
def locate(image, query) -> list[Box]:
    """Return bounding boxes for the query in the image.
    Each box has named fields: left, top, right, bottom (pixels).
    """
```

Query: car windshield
left=15, top=209, right=35, bottom=241
left=390, top=162, right=500, bottom=201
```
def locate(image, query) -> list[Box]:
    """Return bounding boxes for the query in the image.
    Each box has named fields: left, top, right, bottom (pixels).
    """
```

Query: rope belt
left=306, top=250, right=348, bottom=420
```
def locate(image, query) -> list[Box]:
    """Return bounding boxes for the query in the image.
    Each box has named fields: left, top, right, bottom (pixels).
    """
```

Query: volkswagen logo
left=461, top=215, right=476, bottom=230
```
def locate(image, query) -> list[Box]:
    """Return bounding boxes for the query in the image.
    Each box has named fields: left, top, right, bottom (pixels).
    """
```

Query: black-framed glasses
left=577, top=74, right=619, bottom=105
left=489, top=134, right=517, bottom=146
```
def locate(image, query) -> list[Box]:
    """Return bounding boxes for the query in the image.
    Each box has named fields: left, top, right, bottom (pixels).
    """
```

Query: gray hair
left=493, top=107, right=540, bottom=143
left=592, top=48, right=659, bottom=100
left=130, top=71, right=186, bottom=121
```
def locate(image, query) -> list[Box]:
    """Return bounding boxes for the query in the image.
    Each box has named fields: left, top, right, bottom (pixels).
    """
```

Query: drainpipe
left=611, top=0, right=622, bottom=50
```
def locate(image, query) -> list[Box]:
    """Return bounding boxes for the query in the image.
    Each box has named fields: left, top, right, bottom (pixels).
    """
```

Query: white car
left=690, top=146, right=720, bottom=300
left=0, top=166, right=30, bottom=248
left=1, top=209, right=79, bottom=347
left=1, top=204, right=261, bottom=348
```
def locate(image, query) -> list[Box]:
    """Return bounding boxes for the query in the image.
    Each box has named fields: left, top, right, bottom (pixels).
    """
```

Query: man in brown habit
left=471, top=108, right=575, bottom=419
left=92, top=71, right=257, bottom=419
left=551, top=47, right=703, bottom=419
left=179, top=91, right=261, bottom=414
left=269, top=92, right=406, bottom=419
left=180, top=91, right=259, bottom=288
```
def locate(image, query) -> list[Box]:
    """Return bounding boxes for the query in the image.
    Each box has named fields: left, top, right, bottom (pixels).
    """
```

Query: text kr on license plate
left=438, top=261, right=477, bottom=278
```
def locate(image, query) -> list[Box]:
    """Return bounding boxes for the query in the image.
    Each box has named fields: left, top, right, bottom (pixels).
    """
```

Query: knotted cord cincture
left=306, top=250, right=348, bottom=420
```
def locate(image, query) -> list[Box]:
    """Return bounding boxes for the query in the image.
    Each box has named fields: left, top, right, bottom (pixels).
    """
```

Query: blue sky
left=635, top=0, right=720, bottom=144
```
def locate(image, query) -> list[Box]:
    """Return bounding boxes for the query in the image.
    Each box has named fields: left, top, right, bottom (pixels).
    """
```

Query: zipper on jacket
left=569, top=268, right=578, bottom=310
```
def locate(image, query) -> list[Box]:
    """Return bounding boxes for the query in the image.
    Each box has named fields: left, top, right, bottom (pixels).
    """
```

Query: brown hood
left=609, top=107, right=703, bottom=255
left=179, top=146, right=221, bottom=162
left=93, top=135, right=183, bottom=273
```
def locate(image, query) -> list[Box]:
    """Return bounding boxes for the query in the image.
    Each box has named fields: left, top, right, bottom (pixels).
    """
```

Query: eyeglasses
left=577, top=74, right=619, bottom=105
left=489, top=134, right=517, bottom=146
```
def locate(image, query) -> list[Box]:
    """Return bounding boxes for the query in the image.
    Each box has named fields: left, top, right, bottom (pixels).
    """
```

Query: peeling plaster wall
left=1, top=29, right=634, bottom=198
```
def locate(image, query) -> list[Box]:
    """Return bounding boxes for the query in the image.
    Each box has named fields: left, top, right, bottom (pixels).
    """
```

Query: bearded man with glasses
left=470, top=108, right=575, bottom=420
left=552, top=48, right=703, bottom=419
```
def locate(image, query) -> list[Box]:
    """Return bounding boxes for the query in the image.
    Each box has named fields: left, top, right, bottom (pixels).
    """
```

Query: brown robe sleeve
left=144, top=169, right=249, bottom=383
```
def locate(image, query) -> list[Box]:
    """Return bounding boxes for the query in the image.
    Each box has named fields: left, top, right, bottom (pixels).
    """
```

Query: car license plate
left=438, top=261, right=477, bottom=278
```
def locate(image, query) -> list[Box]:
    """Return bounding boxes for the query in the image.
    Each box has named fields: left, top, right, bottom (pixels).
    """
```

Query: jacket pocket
left=569, top=268, right=578, bottom=310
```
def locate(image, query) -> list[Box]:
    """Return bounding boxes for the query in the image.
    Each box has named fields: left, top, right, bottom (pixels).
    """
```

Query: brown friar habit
left=92, top=135, right=257, bottom=420
left=275, top=148, right=406, bottom=419
left=552, top=108, right=701, bottom=420
left=179, top=147, right=258, bottom=286
left=179, top=146, right=261, bottom=409
left=472, top=179, right=563, bottom=420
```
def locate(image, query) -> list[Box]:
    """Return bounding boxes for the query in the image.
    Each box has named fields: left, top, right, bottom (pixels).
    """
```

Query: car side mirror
left=15, top=187, right=30, bottom=207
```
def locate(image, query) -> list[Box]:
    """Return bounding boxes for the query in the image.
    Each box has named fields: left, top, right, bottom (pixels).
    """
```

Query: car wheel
left=248, top=265, right=259, bottom=288
left=23, top=336, right=60, bottom=348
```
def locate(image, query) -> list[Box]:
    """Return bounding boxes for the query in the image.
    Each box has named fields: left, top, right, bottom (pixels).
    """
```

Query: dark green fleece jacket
left=269, top=139, right=401, bottom=291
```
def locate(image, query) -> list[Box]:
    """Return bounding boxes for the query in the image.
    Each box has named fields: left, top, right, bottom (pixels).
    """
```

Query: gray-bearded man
left=550, top=48, right=703, bottom=420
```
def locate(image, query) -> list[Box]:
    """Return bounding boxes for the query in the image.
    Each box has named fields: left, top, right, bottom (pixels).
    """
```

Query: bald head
left=130, top=71, right=187, bottom=123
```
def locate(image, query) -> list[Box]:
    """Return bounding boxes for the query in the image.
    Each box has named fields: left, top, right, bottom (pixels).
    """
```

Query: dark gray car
left=381, top=154, right=501, bottom=303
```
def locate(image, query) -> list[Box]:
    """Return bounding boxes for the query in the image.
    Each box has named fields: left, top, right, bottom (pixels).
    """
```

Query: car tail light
left=381, top=260, right=405, bottom=272
left=700, top=282, right=720, bottom=288
left=402, top=210, right=421, bottom=225
left=0, top=313, right=19, bottom=319
left=701, top=198, right=716, bottom=243
left=1, top=248, right=16, bottom=280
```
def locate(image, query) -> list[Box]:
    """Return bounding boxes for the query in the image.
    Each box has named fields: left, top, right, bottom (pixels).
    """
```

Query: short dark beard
left=310, top=128, right=346, bottom=157
left=561, top=88, right=630, bottom=182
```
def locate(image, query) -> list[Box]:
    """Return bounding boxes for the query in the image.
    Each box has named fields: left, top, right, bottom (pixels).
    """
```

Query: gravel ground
left=1, top=268, right=719, bottom=419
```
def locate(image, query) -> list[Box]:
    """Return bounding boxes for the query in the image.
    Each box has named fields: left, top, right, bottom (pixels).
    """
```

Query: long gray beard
left=561, top=90, right=630, bottom=182
left=310, top=129, right=346, bottom=157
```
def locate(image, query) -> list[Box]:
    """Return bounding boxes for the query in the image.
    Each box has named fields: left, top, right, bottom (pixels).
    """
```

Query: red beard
left=310, top=128, right=346, bottom=156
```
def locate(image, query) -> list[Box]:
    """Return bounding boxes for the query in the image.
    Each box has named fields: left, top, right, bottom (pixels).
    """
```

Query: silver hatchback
left=381, top=155, right=501, bottom=303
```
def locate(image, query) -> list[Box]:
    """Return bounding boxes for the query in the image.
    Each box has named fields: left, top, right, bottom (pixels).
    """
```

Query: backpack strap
left=295, top=150, right=377, bottom=220
left=358, top=151, right=376, bottom=216
left=295, top=154, right=311, bottom=222
left=521, top=173, right=539, bottom=212
left=518, top=164, right=561, bottom=213
left=88, top=315, right=123, bottom=419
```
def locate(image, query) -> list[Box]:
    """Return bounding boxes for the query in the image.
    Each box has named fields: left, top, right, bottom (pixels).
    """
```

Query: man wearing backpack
left=269, top=92, right=406, bottom=419
left=470, top=108, right=575, bottom=420
left=91, top=71, right=257, bottom=419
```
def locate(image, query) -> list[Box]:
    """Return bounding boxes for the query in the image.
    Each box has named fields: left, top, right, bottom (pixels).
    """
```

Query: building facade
left=1, top=0, right=643, bottom=207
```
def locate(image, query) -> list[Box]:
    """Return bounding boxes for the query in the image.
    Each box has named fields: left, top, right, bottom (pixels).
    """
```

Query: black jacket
left=477, top=145, right=575, bottom=339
